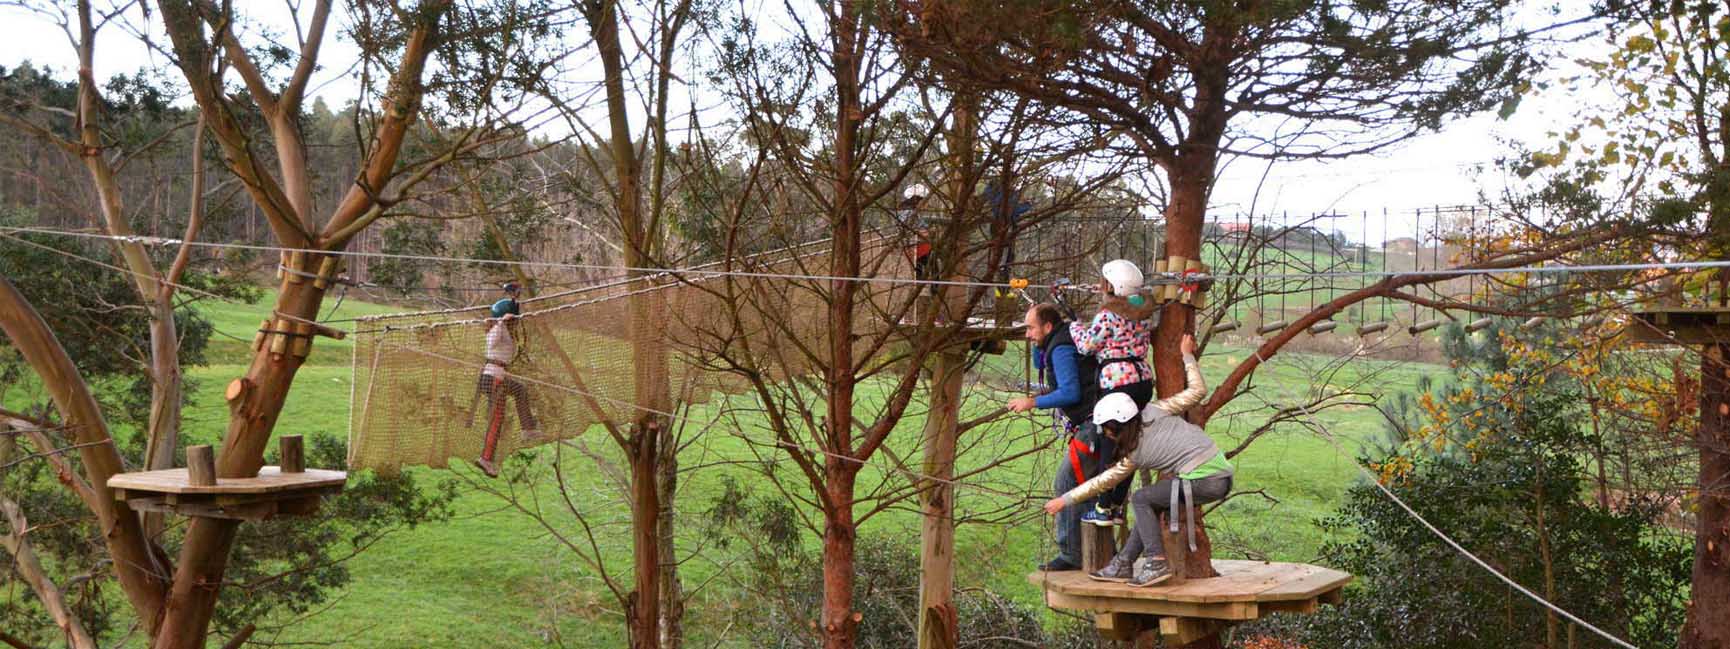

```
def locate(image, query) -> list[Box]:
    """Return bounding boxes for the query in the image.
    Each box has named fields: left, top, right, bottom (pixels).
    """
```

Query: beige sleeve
left=1143, top=353, right=1206, bottom=420
left=1063, top=457, right=1135, bottom=506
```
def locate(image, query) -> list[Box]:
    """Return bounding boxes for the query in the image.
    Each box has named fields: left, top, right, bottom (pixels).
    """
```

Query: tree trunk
left=1149, top=48, right=1229, bottom=644
left=818, top=3, right=865, bottom=647
left=628, top=421, right=662, bottom=649
left=655, top=421, right=684, bottom=649
left=0, top=277, right=169, bottom=630
left=152, top=277, right=328, bottom=649
left=143, top=293, right=182, bottom=537
left=1535, top=465, right=1559, bottom=648
left=917, top=348, right=964, bottom=649
left=821, top=469, right=861, bottom=649
left=1683, top=343, right=1730, bottom=649
left=0, top=499, right=100, bottom=649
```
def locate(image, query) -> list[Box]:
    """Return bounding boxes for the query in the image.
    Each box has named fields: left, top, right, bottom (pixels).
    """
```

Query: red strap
left=1067, top=438, right=1095, bottom=484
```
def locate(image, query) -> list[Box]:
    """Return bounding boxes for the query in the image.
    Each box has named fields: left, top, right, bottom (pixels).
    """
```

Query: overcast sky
left=0, top=2, right=1604, bottom=246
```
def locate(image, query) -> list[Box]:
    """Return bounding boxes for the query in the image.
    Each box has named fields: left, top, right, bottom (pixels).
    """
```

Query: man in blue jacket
left=1008, top=303, right=1105, bottom=571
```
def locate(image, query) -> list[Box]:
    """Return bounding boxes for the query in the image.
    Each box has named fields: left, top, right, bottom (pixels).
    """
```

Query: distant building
left=1383, top=237, right=1418, bottom=254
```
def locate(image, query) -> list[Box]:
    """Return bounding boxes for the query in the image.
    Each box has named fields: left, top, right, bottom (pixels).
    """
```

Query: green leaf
left=1497, top=94, right=1522, bottom=120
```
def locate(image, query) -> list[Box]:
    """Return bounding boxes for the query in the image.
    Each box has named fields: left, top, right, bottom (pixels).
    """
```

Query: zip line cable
left=0, top=230, right=343, bottom=332
left=7, top=225, right=1730, bottom=289
left=1294, top=404, right=1642, bottom=649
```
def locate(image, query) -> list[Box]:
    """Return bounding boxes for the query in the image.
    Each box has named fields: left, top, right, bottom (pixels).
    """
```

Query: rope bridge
left=345, top=235, right=950, bottom=473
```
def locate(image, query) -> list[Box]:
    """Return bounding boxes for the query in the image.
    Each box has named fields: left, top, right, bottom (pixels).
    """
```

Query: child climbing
left=1042, top=334, right=1234, bottom=587
left=475, top=282, right=540, bottom=478
left=895, top=184, right=935, bottom=294
left=1067, top=259, right=1158, bottom=526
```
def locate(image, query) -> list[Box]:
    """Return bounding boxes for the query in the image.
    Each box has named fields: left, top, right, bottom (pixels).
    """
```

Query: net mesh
left=345, top=234, right=969, bottom=473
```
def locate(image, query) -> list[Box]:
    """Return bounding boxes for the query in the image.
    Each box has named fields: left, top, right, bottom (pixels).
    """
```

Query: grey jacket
left=1061, top=353, right=1230, bottom=505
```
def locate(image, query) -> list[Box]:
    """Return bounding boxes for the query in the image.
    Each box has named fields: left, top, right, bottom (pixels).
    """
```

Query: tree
left=1261, top=319, right=1692, bottom=649
left=0, top=1, right=552, bottom=646
left=0, top=1, right=225, bottom=540
left=1506, top=2, right=1730, bottom=644
left=894, top=4, right=1609, bottom=637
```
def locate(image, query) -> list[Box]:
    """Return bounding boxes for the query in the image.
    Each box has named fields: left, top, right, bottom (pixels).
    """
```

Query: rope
left=1291, top=404, right=1642, bottom=649
left=5, top=224, right=1726, bottom=287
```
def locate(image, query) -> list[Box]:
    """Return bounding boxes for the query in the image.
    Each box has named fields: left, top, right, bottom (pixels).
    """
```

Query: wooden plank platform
left=109, top=467, right=347, bottom=495
left=1027, top=560, right=1351, bottom=621
left=108, top=467, right=347, bottom=521
left=893, top=316, right=1026, bottom=334
left=1626, top=306, right=1730, bottom=345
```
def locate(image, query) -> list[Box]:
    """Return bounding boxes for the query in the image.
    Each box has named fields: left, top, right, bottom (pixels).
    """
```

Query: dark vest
left=1039, top=324, right=1102, bottom=426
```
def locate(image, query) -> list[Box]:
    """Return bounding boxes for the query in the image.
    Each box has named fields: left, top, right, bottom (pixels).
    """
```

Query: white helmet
left=1102, top=259, right=1144, bottom=296
left=1092, top=392, right=1140, bottom=426
left=903, top=183, right=929, bottom=200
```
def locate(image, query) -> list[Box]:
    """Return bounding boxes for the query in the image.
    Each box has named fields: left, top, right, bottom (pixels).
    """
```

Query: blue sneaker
left=1081, top=505, right=1116, bottom=527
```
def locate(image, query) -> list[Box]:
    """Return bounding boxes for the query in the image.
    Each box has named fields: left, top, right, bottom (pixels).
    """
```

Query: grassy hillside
left=167, top=291, right=1431, bottom=647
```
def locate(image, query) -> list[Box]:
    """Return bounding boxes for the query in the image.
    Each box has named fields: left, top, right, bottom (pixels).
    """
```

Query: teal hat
left=490, top=298, right=520, bottom=318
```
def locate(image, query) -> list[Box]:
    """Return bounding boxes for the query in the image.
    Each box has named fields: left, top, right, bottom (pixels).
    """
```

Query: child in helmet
left=475, top=282, right=540, bottom=478
left=1069, top=259, right=1157, bottom=525
left=1043, top=334, right=1233, bottom=587
left=895, top=184, right=935, bottom=295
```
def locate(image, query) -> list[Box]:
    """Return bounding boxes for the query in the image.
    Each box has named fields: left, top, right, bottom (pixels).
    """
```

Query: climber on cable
left=1009, top=302, right=1103, bottom=572
left=1043, top=333, right=1234, bottom=587
left=474, top=281, right=540, bottom=478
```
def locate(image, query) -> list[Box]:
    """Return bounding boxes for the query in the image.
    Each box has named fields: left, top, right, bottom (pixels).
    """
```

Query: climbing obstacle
left=1625, top=305, right=1730, bottom=344
left=107, top=436, right=346, bottom=521
left=1029, top=560, right=1351, bottom=642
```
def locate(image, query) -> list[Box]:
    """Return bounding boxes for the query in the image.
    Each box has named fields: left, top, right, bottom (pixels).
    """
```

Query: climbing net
left=345, top=235, right=934, bottom=473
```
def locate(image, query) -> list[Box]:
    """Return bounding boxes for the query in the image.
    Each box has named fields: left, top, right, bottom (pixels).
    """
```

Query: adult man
left=475, top=282, right=539, bottom=478
left=1008, top=302, right=1103, bottom=571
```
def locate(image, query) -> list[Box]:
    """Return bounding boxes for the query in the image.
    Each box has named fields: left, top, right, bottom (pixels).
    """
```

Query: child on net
left=1043, top=334, right=1234, bottom=587
left=1068, top=259, right=1158, bottom=525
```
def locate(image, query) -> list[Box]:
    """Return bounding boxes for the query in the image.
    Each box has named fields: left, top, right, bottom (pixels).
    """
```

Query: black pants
left=1108, top=379, right=1154, bottom=410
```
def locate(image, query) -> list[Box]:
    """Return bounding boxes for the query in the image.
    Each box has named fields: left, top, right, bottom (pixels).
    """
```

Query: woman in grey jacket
left=1042, top=334, right=1234, bottom=587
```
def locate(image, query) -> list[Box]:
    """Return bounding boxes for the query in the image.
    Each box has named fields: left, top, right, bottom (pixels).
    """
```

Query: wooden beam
left=1094, top=612, right=1144, bottom=640
left=1159, top=616, right=1230, bottom=646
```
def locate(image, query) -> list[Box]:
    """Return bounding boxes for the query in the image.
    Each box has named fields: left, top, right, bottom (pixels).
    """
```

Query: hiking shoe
left=1106, top=505, right=1127, bottom=526
left=474, top=457, right=501, bottom=478
left=1128, top=557, right=1172, bottom=587
left=1037, top=557, right=1080, bottom=572
left=1088, top=556, right=1134, bottom=583
left=521, top=428, right=545, bottom=442
left=1081, top=505, right=1117, bottom=527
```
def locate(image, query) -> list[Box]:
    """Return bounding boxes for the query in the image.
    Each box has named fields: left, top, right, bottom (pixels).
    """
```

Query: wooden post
left=916, top=346, right=964, bottom=649
left=1081, top=524, right=1117, bottom=573
left=186, top=445, right=215, bottom=487
left=1159, top=513, right=1191, bottom=586
left=279, top=436, right=304, bottom=473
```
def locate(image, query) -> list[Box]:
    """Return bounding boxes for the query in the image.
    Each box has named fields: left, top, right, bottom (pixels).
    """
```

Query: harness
left=1169, top=478, right=1198, bottom=552
left=1097, top=354, right=1150, bottom=385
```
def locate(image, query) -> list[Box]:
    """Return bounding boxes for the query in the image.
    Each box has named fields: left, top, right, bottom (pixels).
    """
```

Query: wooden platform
left=1029, top=560, right=1350, bottom=641
left=108, top=467, right=347, bottom=521
left=891, top=316, right=1025, bottom=355
left=1625, top=306, right=1730, bottom=345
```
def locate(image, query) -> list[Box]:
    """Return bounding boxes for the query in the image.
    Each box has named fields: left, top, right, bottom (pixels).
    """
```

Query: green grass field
left=160, top=289, right=1436, bottom=647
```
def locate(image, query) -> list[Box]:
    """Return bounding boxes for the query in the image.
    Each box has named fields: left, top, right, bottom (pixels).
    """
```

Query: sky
left=0, top=2, right=1606, bottom=248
